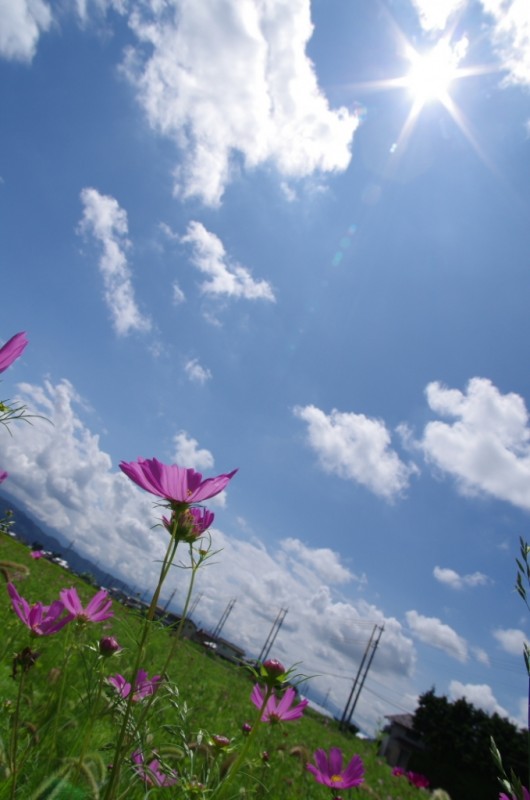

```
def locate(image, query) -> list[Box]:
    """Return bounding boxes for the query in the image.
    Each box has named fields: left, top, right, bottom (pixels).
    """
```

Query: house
left=379, top=713, right=424, bottom=769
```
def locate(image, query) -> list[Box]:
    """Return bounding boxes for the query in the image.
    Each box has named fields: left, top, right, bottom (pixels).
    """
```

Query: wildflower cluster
left=393, top=765, right=430, bottom=788
left=0, top=330, right=373, bottom=799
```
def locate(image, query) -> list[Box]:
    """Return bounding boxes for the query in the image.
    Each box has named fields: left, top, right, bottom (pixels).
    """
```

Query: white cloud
left=122, top=0, right=358, bottom=205
left=181, top=221, right=275, bottom=302
left=0, top=0, right=52, bottom=62
left=78, top=188, right=151, bottom=336
left=421, top=378, right=530, bottom=511
left=433, top=565, right=491, bottom=590
left=493, top=627, right=528, bottom=656
left=184, top=357, right=212, bottom=385
left=410, top=0, right=467, bottom=32
left=280, top=537, right=355, bottom=585
left=1, top=377, right=416, bottom=733
left=480, top=0, right=530, bottom=87
left=172, top=282, right=185, bottom=305
left=406, top=610, right=468, bottom=661
left=172, top=431, right=214, bottom=471
left=449, top=680, right=509, bottom=718
left=294, top=404, right=417, bottom=501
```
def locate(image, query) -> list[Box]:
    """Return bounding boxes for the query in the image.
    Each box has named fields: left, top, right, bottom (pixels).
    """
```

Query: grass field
left=0, top=530, right=429, bottom=799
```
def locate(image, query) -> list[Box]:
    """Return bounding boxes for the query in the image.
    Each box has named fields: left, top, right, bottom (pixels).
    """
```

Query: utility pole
left=163, top=588, right=177, bottom=612
left=340, top=624, right=384, bottom=730
left=345, top=625, right=384, bottom=727
left=189, top=592, right=203, bottom=616
left=257, top=607, right=288, bottom=663
left=212, top=598, right=236, bottom=639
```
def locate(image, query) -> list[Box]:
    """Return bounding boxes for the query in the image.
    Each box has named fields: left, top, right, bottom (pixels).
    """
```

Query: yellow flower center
left=331, top=775, right=342, bottom=783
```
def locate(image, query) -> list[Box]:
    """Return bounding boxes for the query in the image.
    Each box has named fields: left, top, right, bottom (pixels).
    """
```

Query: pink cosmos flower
left=30, top=550, right=44, bottom=559
left=163, top=506, right=215, bottom=540
left=108, top=669, right=162, bottom=702
left=119, top=458, right=237, bottom=505
left=407, top=770, right=429, bottom=788
left=250, top=684, right=308, bottom=722
left=307, top=747, right=364, bottom=789
left=132, top=750, right=177, bottom=787
left=7, top=582, right=70, bottom=636
left=60, top=587, right=113, bottom=623
left=0, top=332, right=28, bottom=373
left=500, top=790, right=530, bottom=800
left=0, top=471, right=7, bottom=483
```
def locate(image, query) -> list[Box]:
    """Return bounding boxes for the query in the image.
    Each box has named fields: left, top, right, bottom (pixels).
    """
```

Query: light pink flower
left=0, top=332, right=28, bottom=373
left=307, top=747, right=364, bottom=789
left=132, top=750, right=177, bottom=787
left=30, top=550, right=44, bottom=559
left=7, top=582, right=70, bottom=636
left=60, top=587, right=113, bottom=623
left=109, top=669, right=162, bottom=702
left=119, top=457, right=237, bottom=505
left=250, top=684, right=308, bottom=722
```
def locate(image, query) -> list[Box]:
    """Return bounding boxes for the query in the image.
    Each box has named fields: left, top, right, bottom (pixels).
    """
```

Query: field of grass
left=0, top=530, right=430, bottom=799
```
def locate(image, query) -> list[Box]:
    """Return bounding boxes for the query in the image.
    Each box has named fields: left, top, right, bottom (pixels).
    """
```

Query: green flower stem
left=212, top=687, right=272, bottom=800
left=50, top=624, right=74, bottom=758
left=76, top=659, right=106, bottom=771
left=8, top=667, right=27, bottom=800
left=102, top=509, right=183, bottom=800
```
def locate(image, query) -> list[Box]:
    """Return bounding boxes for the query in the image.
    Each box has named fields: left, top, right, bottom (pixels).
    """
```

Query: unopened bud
left=99, top=636, right=121, bottom=657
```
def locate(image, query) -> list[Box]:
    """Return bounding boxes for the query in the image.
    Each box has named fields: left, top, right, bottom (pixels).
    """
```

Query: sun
left=404, top=38, right=466, bottom=106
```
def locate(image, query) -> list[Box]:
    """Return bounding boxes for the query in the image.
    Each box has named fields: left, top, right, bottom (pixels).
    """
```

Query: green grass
left=0, top=531, right=429, bottom=799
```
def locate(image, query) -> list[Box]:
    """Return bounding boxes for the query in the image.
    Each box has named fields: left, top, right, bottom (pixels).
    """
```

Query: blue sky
left=2, top=0, right=530, bottom=733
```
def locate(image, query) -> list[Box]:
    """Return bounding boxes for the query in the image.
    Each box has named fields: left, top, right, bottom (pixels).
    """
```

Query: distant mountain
left=0, top=491, right=132, bottom=592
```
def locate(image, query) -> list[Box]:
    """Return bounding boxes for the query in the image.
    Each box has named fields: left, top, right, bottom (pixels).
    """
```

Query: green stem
left=9, top=668, right=27, bottom=800
left=212, top=687, right=272, bottom=800
left=50, top=625, right=74, bottom=758
left=102, top=511, right=183, bottom=800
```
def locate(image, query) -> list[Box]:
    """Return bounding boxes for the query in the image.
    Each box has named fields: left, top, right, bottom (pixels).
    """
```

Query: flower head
left=0, top=332, right=28, bottom=374
left=119, top=457, right=237, bottom=506
left=132, top=750, right=177, bottom=787
left=500, top=791, right=530, bottom=800
left=0, top=471, right=7, bottom=483
left=307, top=747, right=364, bottom=789
left=7, top=582, right=70, bottom=636
left=30, top=550, right=44, bottom=559
left=99, top=636, right=121, bottom=656
left=109, top=669, right=162, bottom=702
left=407, top=770, right=429, bottom=788
left=250, top=684, right=308, bottom=723
left=163, top=506, right=215, bottom=540
left=60, top=587, right=113, bottom=623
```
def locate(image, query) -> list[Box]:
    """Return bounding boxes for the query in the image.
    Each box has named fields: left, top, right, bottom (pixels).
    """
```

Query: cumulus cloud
left=406, top=610, right=468, bottom=662
left=184, top=358, right=212, bottom=385
left=78, top=188, right=151, bottom=336
left=1, top=377, right=416, bottom=733
left=172, top=431, right=214, bottom=471
left=294, top=404, right=417, bottom=501
left=181, top=221, right=275, bottom=302
left=480, top=0, right=530, bottom=88
left=449, top=680, right=509, bottom=718
left=410, top=0, right=467, bottom=32
left=420, top=378, right=530, bottom=511
left=493, top=627, right=528, bottom=656
left=0, top=0, right=52, bottom=62
left=433, top=566, right=491, bottom=590
left=122, top=0, right=358, bottom=205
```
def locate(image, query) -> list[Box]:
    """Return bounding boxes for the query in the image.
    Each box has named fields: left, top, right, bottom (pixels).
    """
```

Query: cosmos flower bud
left=99, top=636, right=121, bottom=656
left=211, top=734, right=230, bottom=749
left=263, top=659, right=286, bottom=678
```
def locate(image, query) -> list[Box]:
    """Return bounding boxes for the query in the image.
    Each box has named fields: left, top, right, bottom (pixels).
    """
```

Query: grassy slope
left=0, top=531, right=427, bottom=799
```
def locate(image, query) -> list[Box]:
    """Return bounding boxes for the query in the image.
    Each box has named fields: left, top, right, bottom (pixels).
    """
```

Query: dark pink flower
left=500, top=791, right=530, bottom=800
left=132, top=750, right=177, bottom=787
left=60, top=587, right=113, bottom=623
left=119, top=457, right=237, bottom=505
left=0, top=471, right=7, bottom=483
left=7, top=582, right=70, bottom=636
left=99, top=636, right=121, bottom=656
left=407, top=770, right=429, bottom=788
left=163, top=506, right=215, bottom=540
left=250, top=684, right=308, bottom=722
left=0, top=332, right=28, bottom=373
left=109, top=669, right=162, bottom=702
left=307, top=747, right=364, bottom=789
